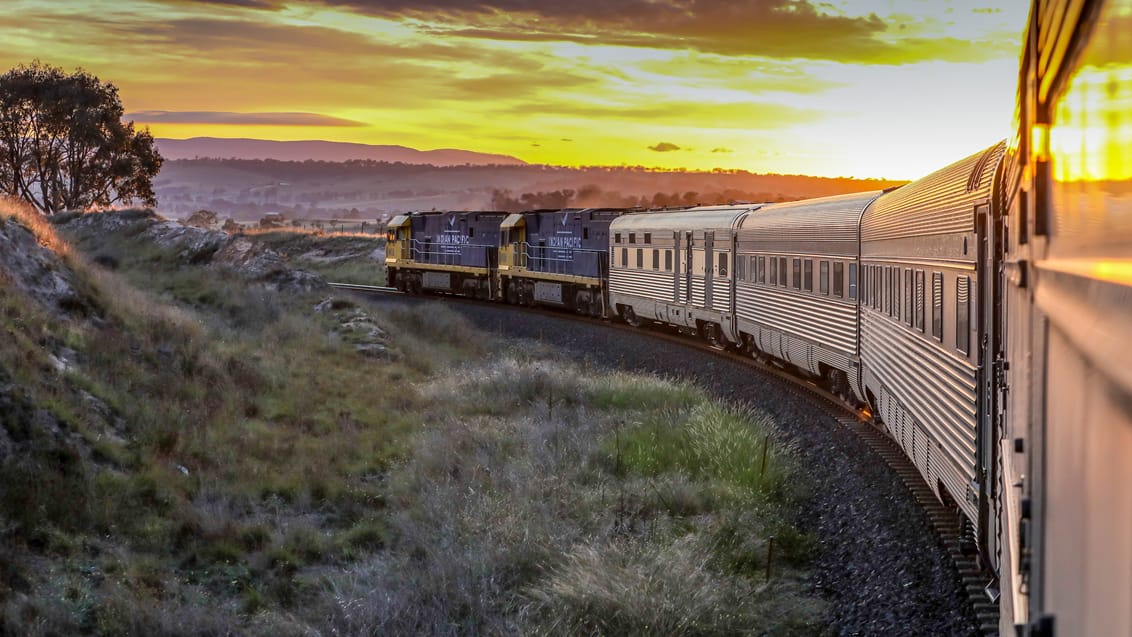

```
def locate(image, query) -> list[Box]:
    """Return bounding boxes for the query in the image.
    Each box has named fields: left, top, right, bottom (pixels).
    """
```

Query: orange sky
left=1, top=1, right=1028, bottom=179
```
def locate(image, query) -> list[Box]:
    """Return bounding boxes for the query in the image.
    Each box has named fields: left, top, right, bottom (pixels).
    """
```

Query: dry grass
left=0, top=197, right=69, bottom=256
left=0, top=214, right=821, bottom=635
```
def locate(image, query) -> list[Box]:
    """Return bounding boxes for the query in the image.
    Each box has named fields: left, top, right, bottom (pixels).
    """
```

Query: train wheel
left=622, top=306, right=642, bottom=328
left=702, top=323, right=726, bottom=350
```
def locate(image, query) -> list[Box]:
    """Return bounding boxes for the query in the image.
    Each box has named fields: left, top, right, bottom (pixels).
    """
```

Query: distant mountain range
left=155, top=137, right=528, bottom=166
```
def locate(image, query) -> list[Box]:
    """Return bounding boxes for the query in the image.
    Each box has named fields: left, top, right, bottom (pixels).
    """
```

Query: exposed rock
left=57, top=210, right=329, bottom=293
left=143, top=221, right=226, bottom=264
left=0, top=218, right=83, bottom=320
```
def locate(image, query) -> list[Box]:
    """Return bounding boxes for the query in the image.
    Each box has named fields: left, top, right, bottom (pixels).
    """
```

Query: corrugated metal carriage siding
left=735, top=192, right=881, bottom=386
left=860, top=142, right=1005, bottom=518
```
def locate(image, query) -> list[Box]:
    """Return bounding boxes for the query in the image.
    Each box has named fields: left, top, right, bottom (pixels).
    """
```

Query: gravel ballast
left=374, top=295, right=981, bottom=636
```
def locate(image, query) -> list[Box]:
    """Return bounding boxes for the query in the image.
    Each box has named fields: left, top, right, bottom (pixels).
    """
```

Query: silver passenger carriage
left=608, top=205, right=765, bottom=346
left=734, top=191, right=881, bottom=400
left=859, top=142, right=1005, bottom=527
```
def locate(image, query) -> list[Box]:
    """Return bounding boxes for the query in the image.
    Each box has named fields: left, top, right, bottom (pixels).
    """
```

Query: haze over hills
left=155, top=137, right=528, bottom=166
left=155, top=156, right=907, bottom=221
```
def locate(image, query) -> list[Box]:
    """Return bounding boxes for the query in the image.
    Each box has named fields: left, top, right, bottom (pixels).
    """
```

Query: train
left=385, top=1, right=1130, bottom=634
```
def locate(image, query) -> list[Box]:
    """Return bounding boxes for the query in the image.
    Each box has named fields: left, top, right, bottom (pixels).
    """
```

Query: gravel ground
left=371, top=294, right=980, bottom=636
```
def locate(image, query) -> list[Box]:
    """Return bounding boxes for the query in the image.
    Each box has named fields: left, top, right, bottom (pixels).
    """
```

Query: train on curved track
left=385, top=2, right=1130, bottom=634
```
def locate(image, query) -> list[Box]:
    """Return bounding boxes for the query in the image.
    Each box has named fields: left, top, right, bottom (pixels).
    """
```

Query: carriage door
left=684, top=232, right=693, bottom=303
left=975, top=201, right=1004, bottom=571
left=672, top=231, right=681, bottom=303
left=704, top=232, right=715, bottom=308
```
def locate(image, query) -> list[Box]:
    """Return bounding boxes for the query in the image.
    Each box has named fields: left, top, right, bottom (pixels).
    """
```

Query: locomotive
left=386, top=1, right=1130, bottom=633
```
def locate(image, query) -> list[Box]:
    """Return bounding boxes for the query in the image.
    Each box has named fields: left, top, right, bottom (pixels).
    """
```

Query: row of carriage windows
left=745, top=255, right=856, bottom=300
left=863, top=265, right=970, bottom=355
left=619, top=248, right=675, bottom=271
left=614, top=232, right=652, bottom=245
left=611, top=248, right=970, bottom=357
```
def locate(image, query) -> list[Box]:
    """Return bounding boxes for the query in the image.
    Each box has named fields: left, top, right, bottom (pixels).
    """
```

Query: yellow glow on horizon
left=3, top=0, right=1032, bottom=179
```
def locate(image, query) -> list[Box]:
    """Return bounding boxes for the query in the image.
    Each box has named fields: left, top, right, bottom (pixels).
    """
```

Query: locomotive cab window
left=583, top=227, right=589, bottom=240
left=468, top=227, right=475, bottom=238
left=819, top=261, right=829, bottom=295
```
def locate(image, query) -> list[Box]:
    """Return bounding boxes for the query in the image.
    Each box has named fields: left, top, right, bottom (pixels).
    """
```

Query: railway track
left=331, top=281, right=999, bottom=635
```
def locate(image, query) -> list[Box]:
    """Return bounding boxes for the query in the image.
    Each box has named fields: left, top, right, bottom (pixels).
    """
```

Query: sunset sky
left=1, top=0, right=1028, bottom=179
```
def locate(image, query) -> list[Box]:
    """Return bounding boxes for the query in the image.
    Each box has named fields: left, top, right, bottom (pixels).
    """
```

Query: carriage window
left=887, top=267, right=893, bottom=313
left=621, top=248, right=628, bottom=267
left=904, top=269, right=913, bottom=326
left=932, top=272, right=943, bottom=341
left=849, top=263, right=858, bottom=300
left=779, top=257, right=788, bottom=286
left=769, top=257, right=778, bottom=286
left=757, top=257, right=766, bottom=283
left=819, top=261, right=829, bottom=295
left=736, top=253, right=745, bottom=280
left=615, top=233, right=621, bottom=244
left=719, top=252, right=728, bottom=277
left=892, top=268, right=900, bottom=319
left=644, top=232, right=652, bottom=244
left=915, top=270, right=925, bottom=332
left=629, top=232, right=636, bottom=244
left=665, top=250, right=673, bottom=271
left=652, top=249, right=660, bottom=270
left=791, top=258, right=801, bottom=289
left=833, top=262, right=844, bottom=298
left=956, top=277, right=970, bottom=355
left=804, top=259, right=813, bottom=292
left=636, top=248, right=643, bottom=268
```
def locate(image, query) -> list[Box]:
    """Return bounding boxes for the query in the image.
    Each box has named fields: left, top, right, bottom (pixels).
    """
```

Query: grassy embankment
left=0, top=202, right=823, bottom=635
left=240, top=227, right=387, bottom=286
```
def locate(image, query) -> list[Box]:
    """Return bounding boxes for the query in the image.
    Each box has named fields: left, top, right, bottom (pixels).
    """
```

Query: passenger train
left=386, top=1, right=1131, bottom=634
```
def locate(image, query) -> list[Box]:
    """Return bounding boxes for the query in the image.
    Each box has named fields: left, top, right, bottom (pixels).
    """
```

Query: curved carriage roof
left=609, top=204, right=767, bottom=233
left=863, top=141, right=1005, bottom=243
left=737, top=191, right=881, bottom=255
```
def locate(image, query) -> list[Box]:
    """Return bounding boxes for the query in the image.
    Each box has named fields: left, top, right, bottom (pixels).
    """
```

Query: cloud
left=304, top=0, right=1015, bottom=64
left=126, top=110, right=367, bottom=126
left=648, top=142, right=681, bottom=152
